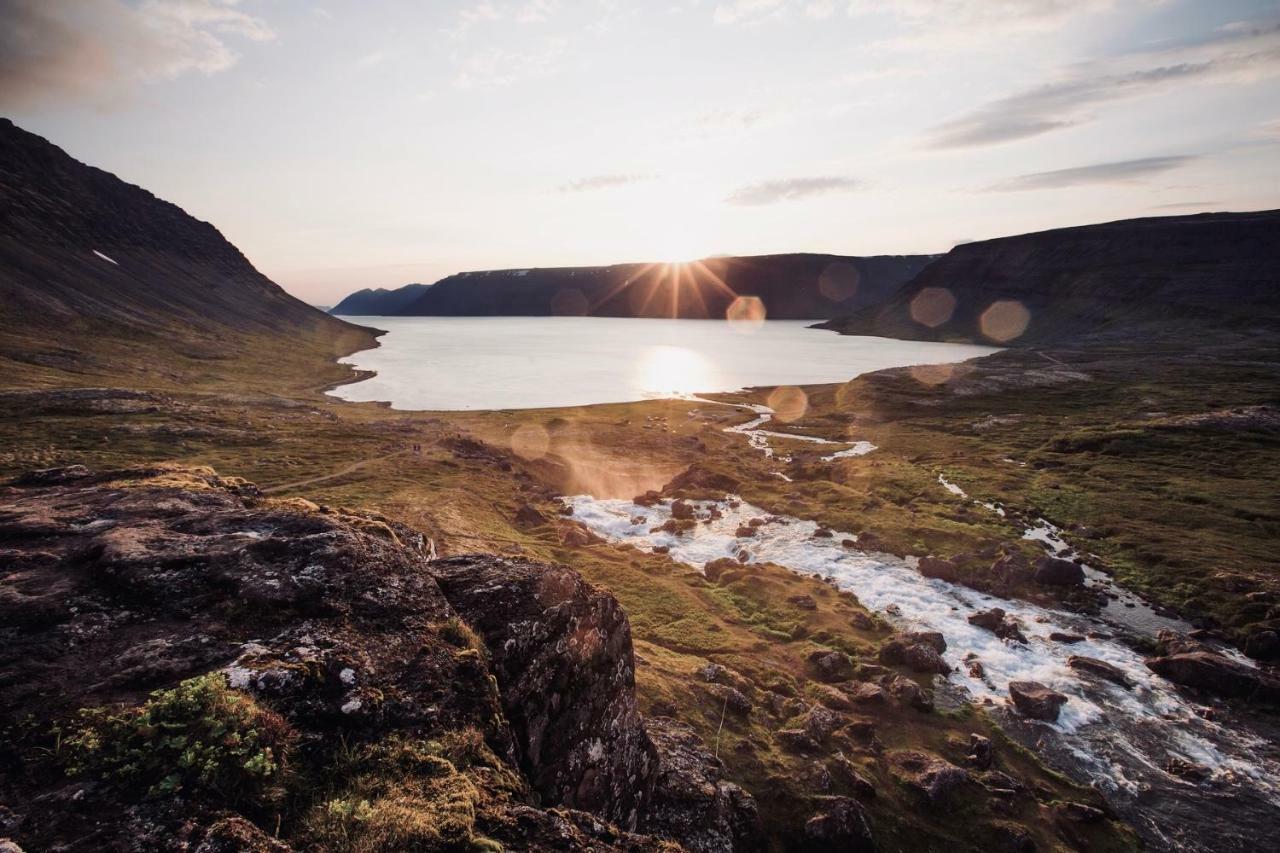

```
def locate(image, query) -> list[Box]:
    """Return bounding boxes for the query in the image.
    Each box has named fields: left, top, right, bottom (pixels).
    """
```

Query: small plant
left=439, top=616, right=485, bottom=652
left=61, top=672, right=293, bottom=804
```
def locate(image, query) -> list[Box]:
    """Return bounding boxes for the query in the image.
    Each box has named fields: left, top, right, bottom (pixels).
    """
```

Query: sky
left=3, top=1, right=1279, bottom=305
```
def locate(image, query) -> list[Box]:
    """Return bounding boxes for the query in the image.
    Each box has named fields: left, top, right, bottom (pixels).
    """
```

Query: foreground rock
left=431, top=554, right=659, bottom=828
left=802, top=796, right=877, bottom=852
left=1033, top=556, right=1085, bottom=587
left=640, top=718, right=759, bottom=853
left=878, top=632, right=951, bottom=675
left=1008, top=681, right=1069, bottom=721
left=0, top=465, right=713, bottom=851
left=1145, top=650, right=1280, bottom=703
left=1067, top=655, right=1132, bottom=688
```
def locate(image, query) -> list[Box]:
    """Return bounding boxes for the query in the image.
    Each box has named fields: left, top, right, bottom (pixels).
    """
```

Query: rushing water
left=329, top=317, right=998, bottom=410
left=566, top=493, right=1280, bottom=851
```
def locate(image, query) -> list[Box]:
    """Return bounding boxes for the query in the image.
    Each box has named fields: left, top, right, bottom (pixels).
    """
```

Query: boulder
left=788, top=593, right=818, bottom=610
left=1049, top=632, right=1085, bottom=644
left=828, top=756, right=877, bottom=798
left=640, top=718, right=760, bottom=853
left=671, top=500, right=695, bottom=520
left=878, top=632, right=951, bottom=675
left=889, top=751, right=969, bottom=804
left=1067, top=656, right=1132, bottom=688
left=801, top=705, right=847, bottom=741
left=918, top=556, right=958, bottom=581
left=1145, top=651, right=1280, bottom=702
left=708, top=684, right=753, bottom=717
left=847, top=682, right=886, bottom=706
left=802, top=796, right=877, bottom=852
left=514, top=502, right=547, bottom=526
left=807, top=649, right=856, bottom=683
left=882, top=674, right=933, bottom=712
left=432, top=555, right=659, bottom=827
left=1033, top=557, right=1084, bottom=586
left=1008, top=681, right=1068, bottom=721
left=776, top=729, right=820, bottom=754
left=1244, top=629, right=1280, bottom=661
left=967, top=608, right=1027, bottom=643
left=967, top=734, right=992, bottom=770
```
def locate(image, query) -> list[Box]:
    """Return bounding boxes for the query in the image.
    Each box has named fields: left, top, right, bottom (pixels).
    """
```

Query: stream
left=566, top=401, right=1280, bottom=851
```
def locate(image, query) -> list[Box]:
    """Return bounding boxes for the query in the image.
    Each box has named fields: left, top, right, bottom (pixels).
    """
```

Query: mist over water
left=329, top=317, right=999, bottom=410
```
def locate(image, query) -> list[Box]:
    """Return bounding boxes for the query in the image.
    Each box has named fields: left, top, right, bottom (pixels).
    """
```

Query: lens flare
left=980, top=300, right=1031, bottom=343
left=511, top=423, right=551, bottom=460
left=768, top=385, right=808, bottom=422
left=551, top=288, right=589, bottom=316
left=818, top=262, right=860, bottom=302
left=910, top=287, right=956, bottom=328
left=726, top=295, right=766, bottom=332
left=909, top=363, right=955, bottom=386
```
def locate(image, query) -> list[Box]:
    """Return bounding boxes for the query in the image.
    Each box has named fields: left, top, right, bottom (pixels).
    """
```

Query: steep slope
left=383, top=253, right=934, bottom=320
left=817, top=210, right=1280, bottom=346
left=330, top=282, right=432, bottom=315
left=0, top=118, right=377, bottom=389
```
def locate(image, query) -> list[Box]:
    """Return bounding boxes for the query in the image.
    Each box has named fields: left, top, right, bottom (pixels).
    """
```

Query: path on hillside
left=262, top=450, right=408, bottom=494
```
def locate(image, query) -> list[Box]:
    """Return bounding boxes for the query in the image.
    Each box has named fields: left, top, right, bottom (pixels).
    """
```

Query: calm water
left=330, top=316, right=999, bottom=411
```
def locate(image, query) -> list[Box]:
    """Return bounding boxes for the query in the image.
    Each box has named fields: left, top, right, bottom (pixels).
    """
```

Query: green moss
left=61, top=672, right=293, bottom=804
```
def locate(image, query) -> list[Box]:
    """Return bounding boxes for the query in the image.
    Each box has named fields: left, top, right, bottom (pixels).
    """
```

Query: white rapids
left=565, top=492, right=1280, bottom=842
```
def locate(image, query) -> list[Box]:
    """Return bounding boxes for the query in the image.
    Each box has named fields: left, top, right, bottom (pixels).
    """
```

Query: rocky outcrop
left=640, top=718, right=760, bottom=853
left=0, top=466, right=701, bottom=851
left=431, top=554, right=659, bottom=829
left=1008, top=681, right=1068, bottom=721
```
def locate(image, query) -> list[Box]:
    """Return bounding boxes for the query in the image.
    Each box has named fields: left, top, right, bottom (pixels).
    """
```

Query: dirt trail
left=262, top=450, right=408, bottom=494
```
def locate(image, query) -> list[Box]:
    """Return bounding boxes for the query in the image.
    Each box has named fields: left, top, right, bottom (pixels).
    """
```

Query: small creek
left=567, top=403, right=1280, bottom=852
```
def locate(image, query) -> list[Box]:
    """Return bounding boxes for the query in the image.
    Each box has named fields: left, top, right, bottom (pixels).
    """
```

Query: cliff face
left=817, top=210, right=1280, bottom=346
left=329, top=283, right=432, bottom=315
left=347, top=253, right=935, bottom=320
left=0, top=464, right=756, bottom=852
left=0, top=119, right=376, bottom=383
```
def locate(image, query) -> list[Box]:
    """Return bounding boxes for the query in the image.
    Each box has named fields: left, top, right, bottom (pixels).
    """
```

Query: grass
left=8, top=328, right=1272, bottom=850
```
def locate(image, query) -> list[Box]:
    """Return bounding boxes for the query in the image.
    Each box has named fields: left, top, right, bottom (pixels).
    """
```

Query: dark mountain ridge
left=329, top=253, right=936, bottom=320
left=329, top=282, right=432, bottom=315
left=0, top=118, right=376, bottom=385
left=817, top=210, right=1280, bottom=346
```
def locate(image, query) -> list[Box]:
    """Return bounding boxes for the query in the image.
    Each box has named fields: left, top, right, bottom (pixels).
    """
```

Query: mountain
left=0, top=118, right=376, bottom=387
left=330, top=282, right=432, bottom=315
left=816, top=210, right=1280, bottom=346
left=350, top=253, right=935, bottom=319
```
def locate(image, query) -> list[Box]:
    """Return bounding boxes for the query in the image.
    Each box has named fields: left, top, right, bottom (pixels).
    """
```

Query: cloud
left=558, top=174, right=653, bottom=192
left=924, top=19, right=1280, bottom=148
left=713, top=0, right=790, bottom=26
left=453, top=36, right=567, bottom=88
left=1150, top=200, right=1220, bottom=210
left=726, top=175, right=862, bottom=205
left=984, top=155, right=1196, bottom=192
left=0, top=0, right=274, bottom=110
